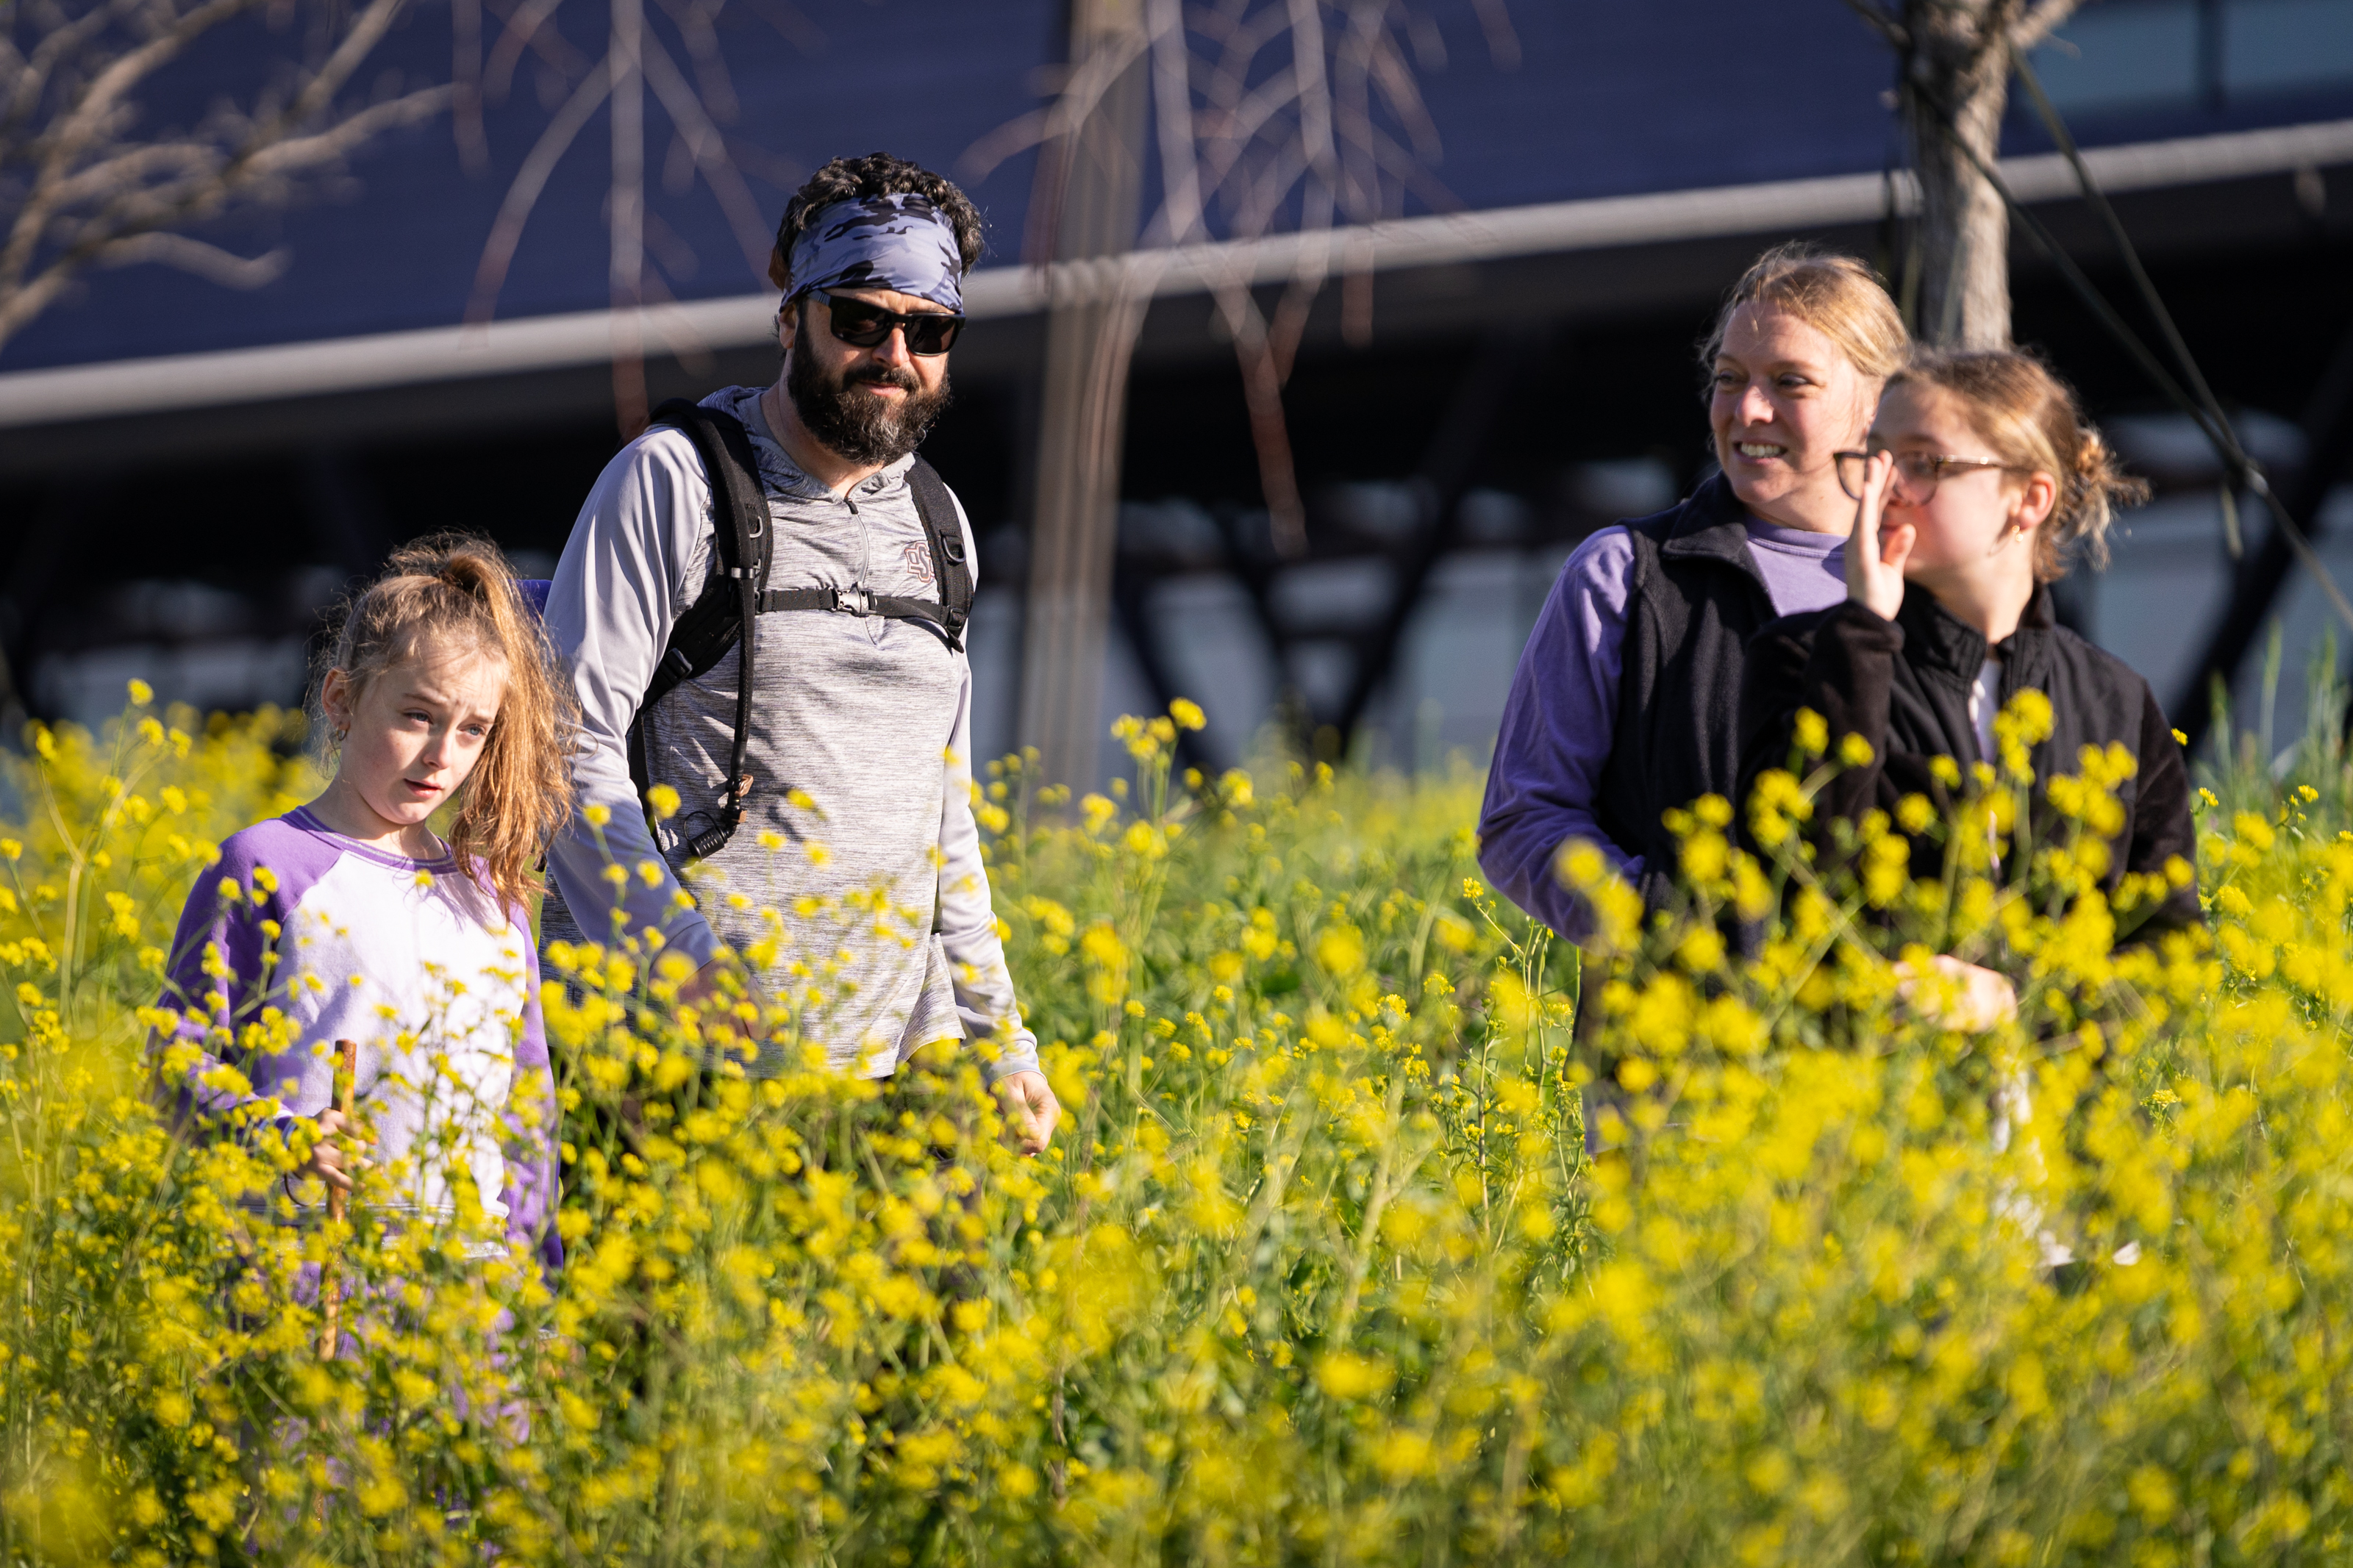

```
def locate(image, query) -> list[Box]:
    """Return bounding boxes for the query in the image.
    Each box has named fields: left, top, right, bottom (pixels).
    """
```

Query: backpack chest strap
left=759, top=585, right=964, bottom=648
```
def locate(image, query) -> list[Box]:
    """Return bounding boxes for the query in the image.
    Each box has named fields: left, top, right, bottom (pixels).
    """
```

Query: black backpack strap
left=629, top=398, right=771, bottom=861
left=904, top=456, right=973, bottom=649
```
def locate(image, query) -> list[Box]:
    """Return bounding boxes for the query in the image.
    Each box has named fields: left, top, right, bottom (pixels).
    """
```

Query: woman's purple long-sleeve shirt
left=1478, top=516, right=1849, bottom=939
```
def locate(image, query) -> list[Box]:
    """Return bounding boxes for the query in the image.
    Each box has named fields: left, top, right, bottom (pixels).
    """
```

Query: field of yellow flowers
left=3, top=681, right=2352, bottom=1566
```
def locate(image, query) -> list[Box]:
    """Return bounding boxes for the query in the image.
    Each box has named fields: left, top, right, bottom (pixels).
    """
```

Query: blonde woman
left=1481, top=243, right=1909, bottom=939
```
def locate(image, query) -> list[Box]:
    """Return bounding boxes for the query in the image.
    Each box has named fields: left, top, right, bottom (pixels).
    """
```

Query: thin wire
left=1903, top=71, right=2353, bottom=636
left=2010, top=48, right=2240, bottom=473
left=2012, top=43, right=2253, bottom=557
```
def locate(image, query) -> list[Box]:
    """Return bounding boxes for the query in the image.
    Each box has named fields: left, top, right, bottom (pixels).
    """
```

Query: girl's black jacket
left=1735, top=585, right=2202, bottom=948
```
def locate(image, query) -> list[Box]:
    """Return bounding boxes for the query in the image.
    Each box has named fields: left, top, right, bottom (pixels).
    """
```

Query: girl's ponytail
left=321, top=534, right=575, bottom=910
left=1887, top=348, right=2150, bottom=579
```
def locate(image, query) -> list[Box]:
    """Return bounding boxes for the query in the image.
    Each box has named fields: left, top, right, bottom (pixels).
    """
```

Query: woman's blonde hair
left=1888, top=348, right=2150, bottom=580
left=1701, top=243, right=1910, bottom=385
left=319, top=534, right=574, bottom=909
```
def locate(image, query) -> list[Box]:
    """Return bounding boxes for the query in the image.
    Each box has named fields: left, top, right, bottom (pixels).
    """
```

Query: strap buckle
left=830, top=587, right=877, bottom=616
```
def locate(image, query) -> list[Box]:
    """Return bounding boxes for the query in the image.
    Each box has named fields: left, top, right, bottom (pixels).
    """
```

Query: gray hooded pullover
left=541, top=385, right=1038, bottom=1084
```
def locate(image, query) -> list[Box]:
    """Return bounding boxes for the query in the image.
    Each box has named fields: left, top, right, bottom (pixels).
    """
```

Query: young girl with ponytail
left=1738, top=348, right=2199, bottom=1023
left=156, top=534, right=575, bottom=1270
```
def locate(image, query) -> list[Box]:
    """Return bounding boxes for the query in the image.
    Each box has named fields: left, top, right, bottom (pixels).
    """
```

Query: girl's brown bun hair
left=1888, top=348, right=2152, bottom=581
left=318, top=533, right=576, bottom=909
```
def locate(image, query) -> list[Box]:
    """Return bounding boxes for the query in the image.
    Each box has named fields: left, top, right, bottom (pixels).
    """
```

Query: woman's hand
left=1846, top=450, right=1913, bottom=622
left=1895, top=954, right=2017, bottom=1033
left=301, top=1107, right=367, bottom=1192
left=992, top=1069, right=1062, bottom=1156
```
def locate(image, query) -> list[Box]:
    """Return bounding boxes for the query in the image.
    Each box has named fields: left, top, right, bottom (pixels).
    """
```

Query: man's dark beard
left=785, top=338, right=952, bottom=466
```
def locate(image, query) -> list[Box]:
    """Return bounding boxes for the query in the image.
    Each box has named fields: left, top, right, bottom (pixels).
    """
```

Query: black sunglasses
left=799, top=287, right=965, bottom=357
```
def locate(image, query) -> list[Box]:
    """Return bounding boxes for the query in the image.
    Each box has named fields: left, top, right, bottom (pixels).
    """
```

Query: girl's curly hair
left=1889, top=348, right=2151, bottom=580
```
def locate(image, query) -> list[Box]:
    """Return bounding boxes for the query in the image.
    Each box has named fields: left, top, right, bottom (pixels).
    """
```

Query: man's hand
left=1896, top=954, right=2017, bottom=1033
left=1846, top=449, right=1912, bottom=623
left=678, top=958, right=730, bottom=1009
left=992, top=1069, right=1061, bottom=1156
left=675, top=959, right=787, bottom=1072
left=301, top=1107, right=366, bottom=1192
left=681, top=958, right=775, bottom=1017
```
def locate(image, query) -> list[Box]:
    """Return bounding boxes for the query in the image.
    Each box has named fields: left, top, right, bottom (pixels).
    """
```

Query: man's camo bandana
left=788, top=193, right=965, bottom=313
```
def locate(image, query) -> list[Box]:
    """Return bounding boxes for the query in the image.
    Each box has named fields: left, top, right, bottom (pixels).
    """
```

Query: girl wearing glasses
left=1481, top=245, right=1907, bottom=942
left=1738, top=348, right=2199, bottom=1025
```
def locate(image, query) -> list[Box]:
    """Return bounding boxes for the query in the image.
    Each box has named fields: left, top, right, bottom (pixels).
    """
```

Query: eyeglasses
left=1835, top=449, right=2021, bottom=504
left=800, top=287, right=965, bottom=356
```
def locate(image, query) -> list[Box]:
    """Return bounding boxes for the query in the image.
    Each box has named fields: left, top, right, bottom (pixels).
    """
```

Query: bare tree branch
left=957, top=108, right=1058, bottom=187
left=243, top=85, right=452, bottom=177
left=1468, top=0, right=1518, bottom=71
left=1145, top=0, right=1204, bottom=244
left=1361, top=15, right=1439, bottom=166
left=638, top=32, right=776, bottom=274
left=1837, top=0, right=1907, bottom=49
left=1, top=0, right=451, bottom=355
left=983, top=1, right=1487, bottom=566
left=452, top=0, right=820, bottom=434
left=452, top=0, right=488, bottom=171
left=1, top=0, right=143, bottom=151
left=96, top=227, right=288, bottom=284
left=484, top=0, right=588, bottom=101
left=1012, top=1, right=1507, bottom=777
left=10, top=0, right=263, bottom=282
left=2009, top=0, right=2082, bottom=54
left=610, top=0, right=647, bottom=432
left=467, top=54, right=611, bottom=323
left=651, top=0, right=739, bottom=123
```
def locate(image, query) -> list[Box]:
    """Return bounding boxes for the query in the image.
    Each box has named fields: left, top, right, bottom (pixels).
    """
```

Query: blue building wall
left=6, top=0, right=2352, bottom=374
left=2, top=0, right=1064, bottom=370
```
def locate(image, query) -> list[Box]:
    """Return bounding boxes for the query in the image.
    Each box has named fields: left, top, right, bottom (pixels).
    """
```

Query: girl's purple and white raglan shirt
left=157, top=808, right=561, bottom=1272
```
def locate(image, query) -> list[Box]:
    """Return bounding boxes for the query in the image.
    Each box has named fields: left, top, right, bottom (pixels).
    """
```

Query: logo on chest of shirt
left=900, top=540, right=937, bottom=593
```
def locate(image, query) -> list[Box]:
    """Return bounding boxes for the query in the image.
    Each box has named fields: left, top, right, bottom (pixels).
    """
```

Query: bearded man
left=542, top=151, right=1060, bottom=1153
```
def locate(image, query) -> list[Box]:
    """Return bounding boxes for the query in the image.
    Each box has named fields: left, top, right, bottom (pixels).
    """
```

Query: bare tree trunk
left=1016, top=0, right=1149, bottom=792
left=969, top=1, right=1492, bottom=782
left=608, top=0, right=649, bottom=436
left=1885, top=0, right=2079, bottom=347
left=1907, top=4, right=2011, bottom=347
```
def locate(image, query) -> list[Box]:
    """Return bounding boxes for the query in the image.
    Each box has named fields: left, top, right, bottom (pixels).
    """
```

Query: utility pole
left=1016, top=0, right=1150, bottom=792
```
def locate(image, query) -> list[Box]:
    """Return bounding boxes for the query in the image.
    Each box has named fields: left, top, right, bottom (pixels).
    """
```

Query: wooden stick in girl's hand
left=317, top=1038, right=358, bottom=1364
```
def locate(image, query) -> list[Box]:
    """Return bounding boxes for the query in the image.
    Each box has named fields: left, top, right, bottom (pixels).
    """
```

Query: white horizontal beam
left=3, top=115, right=2348, bottom=431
